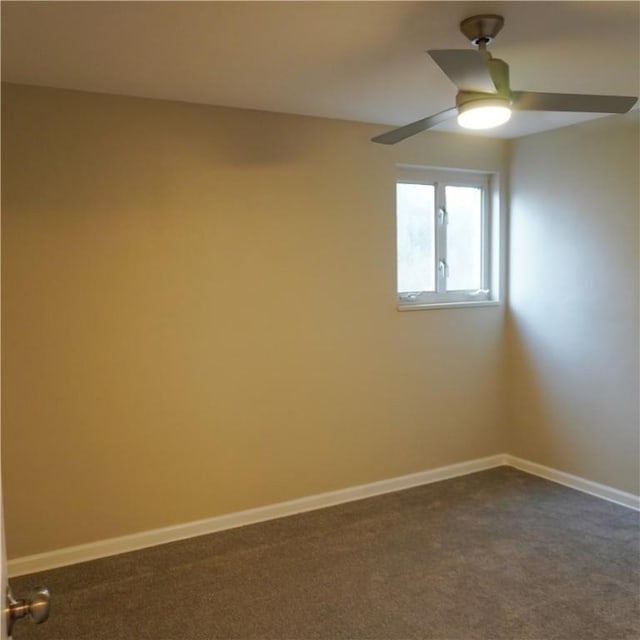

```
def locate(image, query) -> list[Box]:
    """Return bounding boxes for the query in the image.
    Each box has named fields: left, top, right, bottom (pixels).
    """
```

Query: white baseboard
left=9, top=452, right=638, bottom=577
left=8, top=453, right=505, bottom=577
left=505, top=455, right=640, bottom=511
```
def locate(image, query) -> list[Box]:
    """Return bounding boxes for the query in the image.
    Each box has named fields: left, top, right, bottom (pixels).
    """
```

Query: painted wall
left=507, top=111, right=639, bottom=494
left=1, top=83, right=508, bottom=558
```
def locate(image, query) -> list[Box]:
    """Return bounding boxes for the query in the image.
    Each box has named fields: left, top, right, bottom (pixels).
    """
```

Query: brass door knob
left=6, top=585, right=51, bottom=635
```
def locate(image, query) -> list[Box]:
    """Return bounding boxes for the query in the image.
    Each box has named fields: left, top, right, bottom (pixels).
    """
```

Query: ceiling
left=2, top=1, right=639, bottom=139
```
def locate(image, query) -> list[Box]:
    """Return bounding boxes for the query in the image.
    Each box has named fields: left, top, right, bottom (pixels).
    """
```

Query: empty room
left=1, top=2, right=638, bottom=639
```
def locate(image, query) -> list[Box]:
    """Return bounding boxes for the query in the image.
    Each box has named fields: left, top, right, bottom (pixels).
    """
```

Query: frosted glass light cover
left=457, top=105, right=511, bottom=130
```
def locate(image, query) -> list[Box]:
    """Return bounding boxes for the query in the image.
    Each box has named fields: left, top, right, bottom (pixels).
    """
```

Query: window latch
left=438, top=207, right=448, bottom=225
left=439, top=259, right=449, bottom=278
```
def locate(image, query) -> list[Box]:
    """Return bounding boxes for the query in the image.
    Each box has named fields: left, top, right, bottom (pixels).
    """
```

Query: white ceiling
left=2, top=1, right=638, bottom=139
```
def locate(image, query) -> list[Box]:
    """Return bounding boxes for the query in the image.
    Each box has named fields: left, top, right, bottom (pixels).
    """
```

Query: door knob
left=6, top=586, right=51, bottom=635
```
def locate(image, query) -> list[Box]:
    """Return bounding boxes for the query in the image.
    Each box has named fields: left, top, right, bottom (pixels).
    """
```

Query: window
left=396, top=167, right=498, bottom=309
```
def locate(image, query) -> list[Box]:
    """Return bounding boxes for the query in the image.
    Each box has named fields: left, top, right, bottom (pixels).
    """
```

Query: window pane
left=446, top=186, right=482, bottom=291
left=396, top=183, right=435, bottom=293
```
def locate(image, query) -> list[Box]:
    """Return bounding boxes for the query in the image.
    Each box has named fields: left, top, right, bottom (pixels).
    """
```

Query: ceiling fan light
left=457, top=99, right=512, bottom=129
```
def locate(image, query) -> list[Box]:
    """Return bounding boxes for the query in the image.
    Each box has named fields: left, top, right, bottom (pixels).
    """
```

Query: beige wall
left=507, top=112, right=640, bottom=494
left=1, top=83, right=508, bottom=558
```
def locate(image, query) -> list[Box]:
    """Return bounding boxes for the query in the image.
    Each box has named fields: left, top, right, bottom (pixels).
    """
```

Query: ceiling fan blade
left=512, top=91, right=637, bottom=113
left=427, top=50, right=497, bottom=93
left=371, top=107, right=458, bottom=145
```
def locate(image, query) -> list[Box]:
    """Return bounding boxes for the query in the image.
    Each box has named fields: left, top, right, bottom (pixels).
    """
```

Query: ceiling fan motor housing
left=456, top=55, right=512, bottom=109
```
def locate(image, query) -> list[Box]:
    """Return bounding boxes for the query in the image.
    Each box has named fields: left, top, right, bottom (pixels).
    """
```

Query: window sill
left=397, top=300, right=502, bottom=311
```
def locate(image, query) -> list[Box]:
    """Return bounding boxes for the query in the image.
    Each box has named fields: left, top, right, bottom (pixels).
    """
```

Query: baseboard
left=504, top=455, right=640, bottom=511
left=10, top=452, right=638, bottom=576
left=8, top=453, right=506, bottom=577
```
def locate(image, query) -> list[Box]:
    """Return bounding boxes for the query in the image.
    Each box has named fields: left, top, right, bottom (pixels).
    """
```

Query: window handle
left=438, top=207, right=448, bottom=224
left=439, top=260, right=449, bottom=278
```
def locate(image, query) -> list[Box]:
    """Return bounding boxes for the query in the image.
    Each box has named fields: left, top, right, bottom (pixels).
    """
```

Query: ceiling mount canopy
left=371, top=14, right=638, bottom=144
left=459, top=14, right=504, bottom=48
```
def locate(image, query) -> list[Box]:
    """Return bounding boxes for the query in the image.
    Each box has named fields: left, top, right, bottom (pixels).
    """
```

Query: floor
left=10, top=467, right=640, bottom=639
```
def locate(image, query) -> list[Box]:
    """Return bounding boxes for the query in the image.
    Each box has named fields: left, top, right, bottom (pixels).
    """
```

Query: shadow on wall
left=504, top=311, right=558, bottom=463
left=207, top=109, right=314, bottom=166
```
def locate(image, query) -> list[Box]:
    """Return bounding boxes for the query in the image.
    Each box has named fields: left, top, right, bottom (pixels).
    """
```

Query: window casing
left=396, top=167, right=497, bottom=309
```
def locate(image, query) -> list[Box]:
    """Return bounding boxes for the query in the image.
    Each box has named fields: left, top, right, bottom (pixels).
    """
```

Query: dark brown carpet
left=10, top=467, right=640, bottom=639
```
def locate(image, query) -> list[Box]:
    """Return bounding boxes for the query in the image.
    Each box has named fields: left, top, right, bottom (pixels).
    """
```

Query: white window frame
left=396, top=166, right=498, bottom=310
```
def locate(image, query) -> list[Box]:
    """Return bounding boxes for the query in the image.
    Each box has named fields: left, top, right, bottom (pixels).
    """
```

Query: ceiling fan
left=372, top=14, right=638, bottom=144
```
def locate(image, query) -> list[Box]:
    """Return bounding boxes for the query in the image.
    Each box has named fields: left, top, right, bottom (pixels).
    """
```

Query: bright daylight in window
left=396, top=167, right=497, bottom=309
